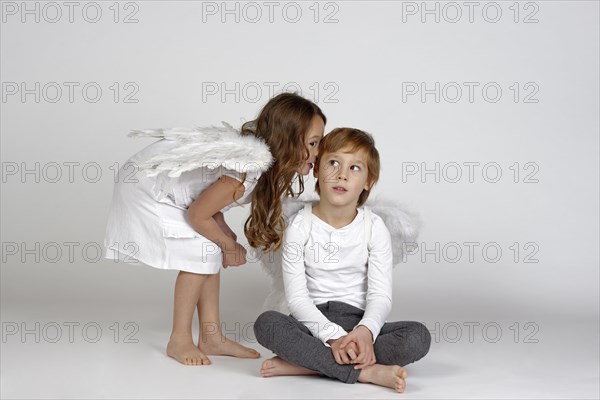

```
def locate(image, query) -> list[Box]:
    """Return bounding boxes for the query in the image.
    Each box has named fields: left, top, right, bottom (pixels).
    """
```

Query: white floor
left=1, top=262, right=599, bottom=398
left=2, top=304, right=598, bottom=399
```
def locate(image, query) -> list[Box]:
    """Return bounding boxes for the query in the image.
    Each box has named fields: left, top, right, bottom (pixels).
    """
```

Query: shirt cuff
left=320, top=324, right=347, bottom=347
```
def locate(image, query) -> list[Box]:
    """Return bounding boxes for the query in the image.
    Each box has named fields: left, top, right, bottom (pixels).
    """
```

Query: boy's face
left=315, top=146, right=372, bottom=208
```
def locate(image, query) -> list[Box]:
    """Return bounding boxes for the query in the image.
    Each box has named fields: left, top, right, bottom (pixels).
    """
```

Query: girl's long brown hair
left=241, top=93, right=326, bottom=252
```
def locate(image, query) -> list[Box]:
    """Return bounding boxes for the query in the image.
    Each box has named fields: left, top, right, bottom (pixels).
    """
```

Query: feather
left=129, top=122, right=274, bottom=178
left=366, top=195, right=421, bottom=266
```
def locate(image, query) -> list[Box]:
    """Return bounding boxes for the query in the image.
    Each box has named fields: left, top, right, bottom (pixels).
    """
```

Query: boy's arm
left=355, top=216, right=393, bottom=343
left=282, top=216, right=348, bottom=347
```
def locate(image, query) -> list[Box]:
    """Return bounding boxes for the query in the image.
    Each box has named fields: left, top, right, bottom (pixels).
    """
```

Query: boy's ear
left=313, top=160, right=320, bottom=178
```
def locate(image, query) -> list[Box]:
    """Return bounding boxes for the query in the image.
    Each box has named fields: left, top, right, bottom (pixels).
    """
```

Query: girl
left=104, top=93, right=326, bottom=365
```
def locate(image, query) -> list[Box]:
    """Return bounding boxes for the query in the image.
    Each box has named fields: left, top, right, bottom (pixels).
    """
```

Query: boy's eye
left=351, top=165, right=361, bottom=171
left=329, top=160, right=340, bottom=168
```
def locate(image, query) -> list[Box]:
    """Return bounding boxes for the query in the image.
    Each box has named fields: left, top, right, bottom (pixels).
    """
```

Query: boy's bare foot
left=260, top=356, right=318, bottom=377
left=358, top=364, right=408, bottom=393
left=199, top=335, right=260, bottom=359
left=167, top=335, right=211, bottom=365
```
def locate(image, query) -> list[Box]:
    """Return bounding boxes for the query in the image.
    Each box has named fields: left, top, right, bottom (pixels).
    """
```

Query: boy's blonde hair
left=315, top=127, right=380, bottom=207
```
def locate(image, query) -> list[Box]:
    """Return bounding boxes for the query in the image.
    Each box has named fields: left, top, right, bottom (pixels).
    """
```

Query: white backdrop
left=1, top=1, right=598, bottom=398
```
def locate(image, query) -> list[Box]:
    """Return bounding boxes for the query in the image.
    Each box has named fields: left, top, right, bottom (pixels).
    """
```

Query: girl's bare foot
left=199, top=335, right=260, bottom=359
left=167, top=334, right=211, bottom=365
left=260, top=356, right=318, bottom=377
left=358, top=364, right=408, bottom=393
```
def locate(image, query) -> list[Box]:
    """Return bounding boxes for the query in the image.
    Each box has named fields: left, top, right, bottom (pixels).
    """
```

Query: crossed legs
left=254, top=304, right=431, bottom=392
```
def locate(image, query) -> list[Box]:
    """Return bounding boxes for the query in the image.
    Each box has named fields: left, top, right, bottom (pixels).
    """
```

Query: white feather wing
left=366, top=196, right=421, bottom=266
left=128, top=122, right=273, bottom=178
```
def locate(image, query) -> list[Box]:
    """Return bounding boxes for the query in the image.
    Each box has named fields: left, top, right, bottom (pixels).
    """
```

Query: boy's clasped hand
left=328, top=325, right=376, bottom=370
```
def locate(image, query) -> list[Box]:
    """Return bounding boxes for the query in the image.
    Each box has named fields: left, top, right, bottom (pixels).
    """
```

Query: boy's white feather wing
left=128, top=122, right=274, bottom=178
left=365, top=195, right=421, bottom=266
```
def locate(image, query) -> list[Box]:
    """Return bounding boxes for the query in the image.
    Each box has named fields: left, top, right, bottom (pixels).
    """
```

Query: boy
left=254, top=128, right=431, bottom=393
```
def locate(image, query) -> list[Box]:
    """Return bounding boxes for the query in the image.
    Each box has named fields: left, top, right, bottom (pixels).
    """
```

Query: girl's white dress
left=103, top=126, right=272, bottom=274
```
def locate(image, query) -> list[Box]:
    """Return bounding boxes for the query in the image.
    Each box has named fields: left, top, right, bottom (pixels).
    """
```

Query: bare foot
left=358, top=364, right=408, bottom=393
left=199, top=335, right=261, bottom=359
left=167, top=335, right=211, bottom=366
left=260, top=356, right=318, bottom=377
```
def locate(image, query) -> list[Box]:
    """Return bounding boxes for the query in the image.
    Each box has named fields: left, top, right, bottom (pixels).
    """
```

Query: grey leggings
left=254, top=301, right=431, bottom=384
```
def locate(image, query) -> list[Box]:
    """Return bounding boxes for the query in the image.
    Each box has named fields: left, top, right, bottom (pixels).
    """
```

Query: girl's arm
left=213, top=211, right=237, bottom=242
left=187, top=175, right=245, bottom=253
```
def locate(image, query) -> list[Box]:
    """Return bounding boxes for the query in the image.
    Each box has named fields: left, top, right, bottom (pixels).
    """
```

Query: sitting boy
left=254, top=127, right=431, bottom=393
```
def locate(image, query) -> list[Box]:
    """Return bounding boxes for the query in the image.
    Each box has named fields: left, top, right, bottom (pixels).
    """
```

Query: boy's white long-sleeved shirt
left=282, top=206, right=393, bottom=346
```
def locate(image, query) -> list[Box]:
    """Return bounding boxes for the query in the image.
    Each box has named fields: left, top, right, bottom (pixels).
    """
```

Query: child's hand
left=342, top=340, right=360, bottom=362
left=222, top=242, right=247, bottom=268
left=327, top=337, right=359, bottom=365
left=339, top=325, right=376, bottom=369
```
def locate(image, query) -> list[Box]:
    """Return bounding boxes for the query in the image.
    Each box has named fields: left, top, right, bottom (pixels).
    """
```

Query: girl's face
left=298, top=115, right=325, bottom=175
